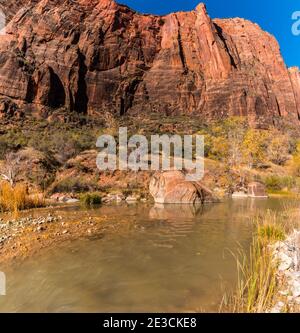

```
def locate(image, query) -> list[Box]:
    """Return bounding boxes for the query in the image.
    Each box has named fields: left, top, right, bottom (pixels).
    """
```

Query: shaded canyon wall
left=0, top=0, right=299, bottom=126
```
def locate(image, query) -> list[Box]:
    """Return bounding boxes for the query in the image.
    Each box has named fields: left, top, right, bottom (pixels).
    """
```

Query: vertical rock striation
left=0, top=0, right=298, bottom=126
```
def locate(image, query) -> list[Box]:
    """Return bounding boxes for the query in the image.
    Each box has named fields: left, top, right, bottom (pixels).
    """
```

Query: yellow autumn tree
left=290, top=141, right=300, bottom=177
left=242, top=129, right=268, bottom=169
left=202, top=117, right=247, bottom=167
left=266, top=129, right=290, bottom=165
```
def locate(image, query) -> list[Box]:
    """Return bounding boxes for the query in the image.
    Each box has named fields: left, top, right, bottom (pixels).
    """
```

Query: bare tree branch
left=0, top=152, right=20, bottom=187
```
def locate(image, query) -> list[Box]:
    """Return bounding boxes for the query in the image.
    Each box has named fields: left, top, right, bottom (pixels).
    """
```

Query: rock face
left=149, top=171, right=213, bottom=204
left=0, top=0, right=299, bottom=125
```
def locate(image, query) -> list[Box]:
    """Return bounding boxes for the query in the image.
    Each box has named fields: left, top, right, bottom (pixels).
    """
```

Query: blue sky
left=118, top=0, right=299, bottom=68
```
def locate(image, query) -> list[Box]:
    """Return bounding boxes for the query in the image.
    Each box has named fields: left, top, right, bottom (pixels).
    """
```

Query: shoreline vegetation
left=1, top=116, right=300, bottom=312
left=221, top=208, right=300, bottom=313
left=0, top=195, right=300, bottom=312
left=2, top=116, right=300, bottom=201
left=0, top=203, right=137, bottom=265
left=0, top=183, right=45, bottom=216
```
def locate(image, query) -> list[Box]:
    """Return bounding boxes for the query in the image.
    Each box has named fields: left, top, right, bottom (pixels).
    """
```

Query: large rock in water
left=0, top=0, right=299, bottom=125
left=149, top=171, right=214, bottom=204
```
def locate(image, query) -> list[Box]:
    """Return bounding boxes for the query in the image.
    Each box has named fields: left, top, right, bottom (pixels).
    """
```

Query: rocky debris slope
left=0, top=0, right=299, bottom=125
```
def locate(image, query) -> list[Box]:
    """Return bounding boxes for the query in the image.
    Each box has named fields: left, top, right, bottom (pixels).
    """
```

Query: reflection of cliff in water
left=0, top=198, right=295, bottom=313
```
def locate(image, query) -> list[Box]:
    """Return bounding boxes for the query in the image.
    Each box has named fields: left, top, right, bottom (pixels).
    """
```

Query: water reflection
left=149, top=203, right=205, bottom=220
left=0, top=198, right=297, bottom=313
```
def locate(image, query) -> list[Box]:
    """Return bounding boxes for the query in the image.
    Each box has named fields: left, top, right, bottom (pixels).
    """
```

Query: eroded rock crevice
left=47, top=68, right=66, bottom=109
left=0, top=0, right=298, bottom=125
left=73, top=50, right=88, bottom=114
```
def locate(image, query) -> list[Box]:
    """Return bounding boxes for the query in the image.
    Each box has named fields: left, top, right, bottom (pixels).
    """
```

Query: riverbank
left=0, top=204, right=127, bottom=265
left=271, top=230, right=300, bottom=312
left=221, top=206, right=300, bottom=313
left=0, top=198, right=272, bottom=313
left=1, top=198, right=300, bottom=313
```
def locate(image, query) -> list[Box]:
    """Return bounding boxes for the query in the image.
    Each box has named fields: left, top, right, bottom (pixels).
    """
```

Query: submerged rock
left=149, top=203, right=204, bottom=219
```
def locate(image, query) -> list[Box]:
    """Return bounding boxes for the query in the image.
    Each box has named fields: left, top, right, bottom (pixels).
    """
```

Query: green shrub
left=80, top=193, right=102, bottom=206
left=51, top=178, right=94, bottom=193
left=0, top=119, right=99, bottom=161
left=264, top=175, right=296, bottom=191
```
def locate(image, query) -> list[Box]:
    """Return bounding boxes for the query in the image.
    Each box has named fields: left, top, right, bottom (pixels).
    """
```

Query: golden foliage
left=0, top=182, right=45, bottom=215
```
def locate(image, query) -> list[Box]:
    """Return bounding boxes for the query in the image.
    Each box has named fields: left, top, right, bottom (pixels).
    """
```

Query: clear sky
left=118, top=0, right=299, bottom=68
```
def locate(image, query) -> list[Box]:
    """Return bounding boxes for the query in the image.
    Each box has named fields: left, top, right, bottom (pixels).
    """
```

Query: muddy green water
left=0, top=198, right=296, bottom=313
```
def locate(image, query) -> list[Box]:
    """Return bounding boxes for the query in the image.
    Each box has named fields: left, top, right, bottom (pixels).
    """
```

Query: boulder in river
left=149, top=171, right=215, bottom=204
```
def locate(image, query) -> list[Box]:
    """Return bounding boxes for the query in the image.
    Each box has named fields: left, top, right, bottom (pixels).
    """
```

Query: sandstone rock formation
left=0, top=0, right=299, bottom=125
left=149, top=171, right=214, bottom=204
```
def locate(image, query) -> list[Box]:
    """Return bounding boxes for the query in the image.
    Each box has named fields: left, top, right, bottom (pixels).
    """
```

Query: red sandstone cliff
left=0, top=0, right=299, bottom=125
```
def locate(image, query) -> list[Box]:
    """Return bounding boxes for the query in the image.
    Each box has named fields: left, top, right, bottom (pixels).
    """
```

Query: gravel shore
left=0, top=207, right=112, bottom=264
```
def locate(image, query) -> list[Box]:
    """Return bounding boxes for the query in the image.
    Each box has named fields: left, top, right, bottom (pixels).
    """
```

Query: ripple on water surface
left=0, top=198, right=295, bottom=312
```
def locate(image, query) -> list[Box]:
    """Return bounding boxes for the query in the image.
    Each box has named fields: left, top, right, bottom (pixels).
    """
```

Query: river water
left=0, top=198, right=296, bottom=312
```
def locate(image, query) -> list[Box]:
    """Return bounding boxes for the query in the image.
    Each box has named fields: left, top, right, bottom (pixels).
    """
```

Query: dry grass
left=221, top=208, right=299, bottom=313
left=224, top=236, right=278, bottom=313
left=0, top=182, right=45, bottom=215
